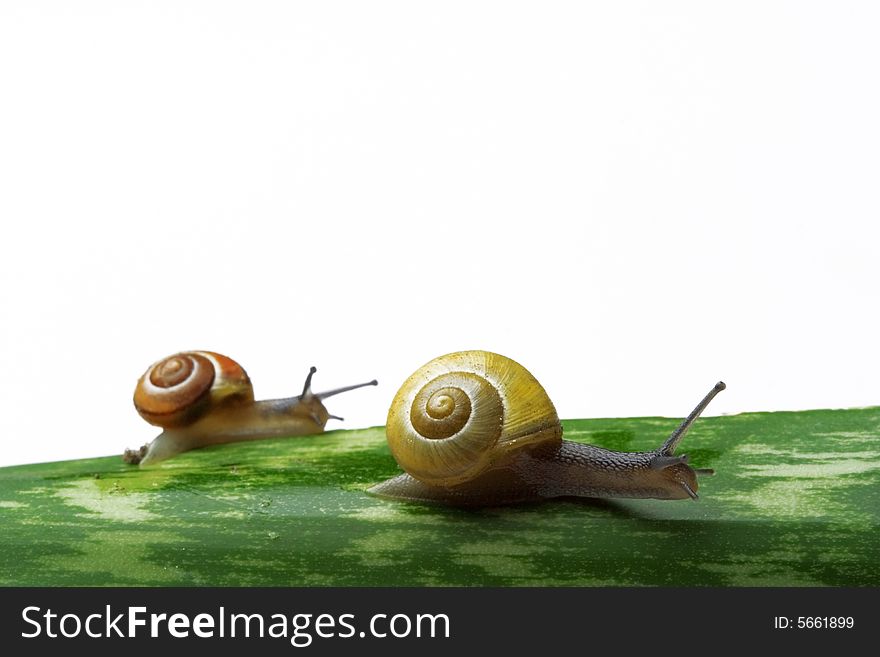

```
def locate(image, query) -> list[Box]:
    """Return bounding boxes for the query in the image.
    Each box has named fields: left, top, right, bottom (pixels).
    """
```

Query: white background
left=1, top=1, right=878, bottom=468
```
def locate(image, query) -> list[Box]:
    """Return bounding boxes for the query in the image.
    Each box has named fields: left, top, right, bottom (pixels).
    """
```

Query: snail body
left=126, top=351, right=377, bottom=466
left=369, top=351, right=722, bottom=506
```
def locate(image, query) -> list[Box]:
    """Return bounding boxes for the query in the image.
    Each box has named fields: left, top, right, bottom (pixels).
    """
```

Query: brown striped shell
left=385, top=351, right=563, bottom=486
left=133, top=351, right=254, bottom=428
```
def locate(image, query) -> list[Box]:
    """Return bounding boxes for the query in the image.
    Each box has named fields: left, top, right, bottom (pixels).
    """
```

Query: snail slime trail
left=370, top=350, right=723, bottom=506
left=125, top=351, right=377, bottom=466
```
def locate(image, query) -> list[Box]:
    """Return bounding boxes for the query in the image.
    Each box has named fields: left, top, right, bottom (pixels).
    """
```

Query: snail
left=124, top=351, right=377, bottom=466
left=369, top=350, right=723, bottom=506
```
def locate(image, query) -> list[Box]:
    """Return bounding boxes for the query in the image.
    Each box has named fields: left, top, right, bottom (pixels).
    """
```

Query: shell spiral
left=386, top=351, right=563, bottom=486
left=133, top=351, right=253, bottom=428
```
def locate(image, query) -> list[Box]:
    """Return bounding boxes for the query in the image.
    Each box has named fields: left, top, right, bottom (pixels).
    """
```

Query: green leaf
left=1, top=407, right=878, bottom=586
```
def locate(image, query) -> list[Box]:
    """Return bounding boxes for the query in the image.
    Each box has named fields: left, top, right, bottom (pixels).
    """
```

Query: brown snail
left=368, top=350, right=723, bottom=505
left=125, top=351, right=377, bottom=465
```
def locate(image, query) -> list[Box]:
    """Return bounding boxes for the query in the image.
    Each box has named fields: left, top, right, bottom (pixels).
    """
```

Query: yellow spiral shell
left=386, top=351, right=563, bottom=486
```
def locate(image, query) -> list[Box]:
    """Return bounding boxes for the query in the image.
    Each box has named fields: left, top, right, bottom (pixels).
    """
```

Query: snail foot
left=122, top=444, right=148, bottom=465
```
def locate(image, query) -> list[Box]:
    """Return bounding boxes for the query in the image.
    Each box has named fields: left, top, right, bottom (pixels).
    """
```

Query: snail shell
left=133, top=351, right=253, bottom=428
left=386, top=351, right=562, bottom=487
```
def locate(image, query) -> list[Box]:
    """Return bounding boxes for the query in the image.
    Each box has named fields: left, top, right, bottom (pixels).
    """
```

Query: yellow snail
left=124, top=350, right=377, bottom=466
left=368, top=350, right=723, bottom=505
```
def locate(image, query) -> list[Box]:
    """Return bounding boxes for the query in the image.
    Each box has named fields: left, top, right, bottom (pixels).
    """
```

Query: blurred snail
left=124, top=351, right=377, bottom=466
left=369, top=350, right=723, bottom=506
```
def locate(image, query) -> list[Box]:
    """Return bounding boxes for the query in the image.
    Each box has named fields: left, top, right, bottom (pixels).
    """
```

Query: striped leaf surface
left=1, top=408, right=877, bottom=586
